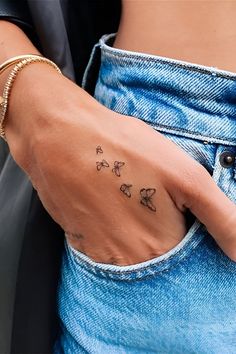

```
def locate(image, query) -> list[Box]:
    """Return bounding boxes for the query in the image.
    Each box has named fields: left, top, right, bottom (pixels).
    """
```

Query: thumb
left=186, top=168, right=236, bottom=262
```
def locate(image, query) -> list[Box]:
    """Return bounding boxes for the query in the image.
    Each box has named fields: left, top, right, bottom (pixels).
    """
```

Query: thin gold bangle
left=0, top=57, right=62, bottom=141
left=0, top=54, right=44, bottom=75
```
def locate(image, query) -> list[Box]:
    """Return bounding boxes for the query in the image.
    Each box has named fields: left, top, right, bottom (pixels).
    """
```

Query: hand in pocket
left=6, top=66, right=236, bottom=265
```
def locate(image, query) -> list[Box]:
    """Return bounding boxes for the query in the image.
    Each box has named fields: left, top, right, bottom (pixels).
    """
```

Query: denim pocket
left=67, top=219, right=207, bottom=282
left=152, top=127, right=216, bottom=175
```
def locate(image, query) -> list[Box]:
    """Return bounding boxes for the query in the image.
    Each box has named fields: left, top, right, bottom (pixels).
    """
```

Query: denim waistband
left=89, top=33, right=236, bottom=145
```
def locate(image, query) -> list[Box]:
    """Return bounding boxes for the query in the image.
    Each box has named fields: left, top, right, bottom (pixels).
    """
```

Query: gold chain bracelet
left=0, top=54, right=43, bottom=76
left=0, top=56, right=62, bottom=141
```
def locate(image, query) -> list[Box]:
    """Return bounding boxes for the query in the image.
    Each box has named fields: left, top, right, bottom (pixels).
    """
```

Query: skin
left=1, top=1, right=236, bottom=265
left=115, top=0, right=236, bottom=72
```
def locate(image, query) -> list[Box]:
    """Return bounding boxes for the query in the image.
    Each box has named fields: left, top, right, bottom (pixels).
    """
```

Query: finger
left=186, top=169, right=236, bottom=261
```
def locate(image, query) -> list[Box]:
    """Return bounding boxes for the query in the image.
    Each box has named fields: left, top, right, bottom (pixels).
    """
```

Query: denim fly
left=54, top=34, right=236, bottom=354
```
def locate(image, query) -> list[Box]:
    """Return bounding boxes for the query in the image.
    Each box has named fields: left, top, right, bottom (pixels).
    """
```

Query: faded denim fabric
left=54, top=34, right=236, bottom=353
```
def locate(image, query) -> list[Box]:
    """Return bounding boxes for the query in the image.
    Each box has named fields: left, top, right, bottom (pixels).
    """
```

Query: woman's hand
left=5, top=64, right=236, bottom=265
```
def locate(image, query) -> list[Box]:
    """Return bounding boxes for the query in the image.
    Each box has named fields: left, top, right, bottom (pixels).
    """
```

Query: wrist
left=5, top=63, right=63, bottom=138
left=4, top=62, right=100, bottom=169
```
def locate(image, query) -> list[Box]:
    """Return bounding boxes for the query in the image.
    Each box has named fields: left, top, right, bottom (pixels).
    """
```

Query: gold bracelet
left=0, top=56, right=62, bottom=141
left=0, top=54, right=44, bottom=76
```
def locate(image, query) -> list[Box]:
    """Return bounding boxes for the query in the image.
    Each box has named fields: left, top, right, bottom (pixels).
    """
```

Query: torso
left=114, top=0, right=236, bottom=73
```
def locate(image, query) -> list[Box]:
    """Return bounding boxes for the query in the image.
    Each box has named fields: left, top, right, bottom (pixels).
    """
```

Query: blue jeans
left=54, top=34, right=236, bottom=353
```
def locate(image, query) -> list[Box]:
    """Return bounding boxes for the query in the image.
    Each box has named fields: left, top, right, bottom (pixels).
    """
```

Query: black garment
left=0, top=1, right=121, bottom=353
left=0, top=0, right=121, bottom=83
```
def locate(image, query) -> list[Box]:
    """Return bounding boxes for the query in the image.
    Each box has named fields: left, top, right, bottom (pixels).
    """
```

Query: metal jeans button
left=219, top=151, right=235, bottom=168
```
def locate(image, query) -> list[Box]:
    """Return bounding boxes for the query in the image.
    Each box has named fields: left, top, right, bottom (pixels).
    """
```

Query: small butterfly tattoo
left=120, top=184, right=132, bottom=198
left=112, top=161, right=125, bottom=177
left=140, top=188, right=156, bottom=212
left=96, top=159, right=109, bottom=171
left=96, top=145, right=103, bottom=154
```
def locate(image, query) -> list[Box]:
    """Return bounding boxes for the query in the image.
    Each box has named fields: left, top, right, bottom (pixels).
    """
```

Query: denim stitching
left=100, top=38, right=236, bottom=81
left=151, top=123, right=236, bottom=145
left=70, top=231, right=201, bottom=274
left=101, top=50, right=236, bottom=81
left=70, top=235, right=204, bottom=282
left=72, top=246, right=203, bottom=283
left=68, top=225, right=206, bottom=280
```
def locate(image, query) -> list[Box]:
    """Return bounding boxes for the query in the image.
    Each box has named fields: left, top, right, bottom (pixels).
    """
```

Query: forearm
left=0, top=21, right=41, bottom=89
left=0, top=20, right=58, bottom=151
left=0, top=20, right=46, bottom=144
left=0, top=20, right=97, bottom=151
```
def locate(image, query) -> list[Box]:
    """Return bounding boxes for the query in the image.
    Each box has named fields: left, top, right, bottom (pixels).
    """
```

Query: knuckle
left=181, top=163, right=210, bottom=201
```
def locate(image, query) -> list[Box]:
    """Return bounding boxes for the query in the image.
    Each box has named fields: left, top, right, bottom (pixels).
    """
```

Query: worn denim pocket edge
left=99, top=33, right=236, bottom=80
left=66, top=219, right=206, bottom=281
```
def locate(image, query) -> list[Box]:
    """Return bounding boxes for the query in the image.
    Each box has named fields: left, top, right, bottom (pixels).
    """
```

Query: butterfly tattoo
left=96, top=159, right=109, bottom=171
left=96, top=145, right=103, bottom=154
left=112, top=161, right=125, bottom=177
left=120, top=184, right=132, bottom=198
left=140, top=188, right=156, bottom=212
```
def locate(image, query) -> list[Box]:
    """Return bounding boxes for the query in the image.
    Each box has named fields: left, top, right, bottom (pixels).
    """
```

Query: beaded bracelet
left=0, top=56, right=62, bottom=141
